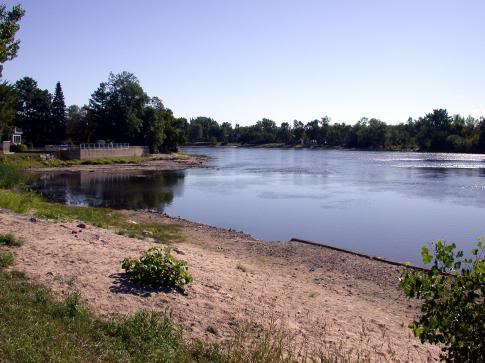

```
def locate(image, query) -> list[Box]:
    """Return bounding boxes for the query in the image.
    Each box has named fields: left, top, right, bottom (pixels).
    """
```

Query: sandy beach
left=0, top=202, right=440, bottom=362
left=0, top=154, right=445, bottom=361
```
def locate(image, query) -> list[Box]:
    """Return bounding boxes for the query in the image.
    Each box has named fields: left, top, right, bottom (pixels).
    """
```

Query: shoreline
left=1, top=152, right=441, bottom=360
left=0, top=207, right=440, bottom=361
left=24, top=153, right=210, bottom=173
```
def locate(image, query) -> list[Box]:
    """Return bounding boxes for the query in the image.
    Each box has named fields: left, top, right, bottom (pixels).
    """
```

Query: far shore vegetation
left=1, top=4, right=484, bottom=156
left=3, top=75, right=485, bottom=155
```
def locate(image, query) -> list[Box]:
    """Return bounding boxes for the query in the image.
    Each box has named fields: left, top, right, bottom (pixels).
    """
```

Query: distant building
left=11, top=127, right=23, bottom=145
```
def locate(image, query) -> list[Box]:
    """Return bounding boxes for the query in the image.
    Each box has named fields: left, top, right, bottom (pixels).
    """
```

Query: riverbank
left=0, top=152, right=441, bottom=361
left=23, top=153, right=208, bottom=173
left=0, top=206, right=440, bottom=361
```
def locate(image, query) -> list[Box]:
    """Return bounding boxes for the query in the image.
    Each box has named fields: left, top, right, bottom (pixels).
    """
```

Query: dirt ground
left=26, top=153, right=208, bottom=173
left=0, top=208, right=440, bottom=362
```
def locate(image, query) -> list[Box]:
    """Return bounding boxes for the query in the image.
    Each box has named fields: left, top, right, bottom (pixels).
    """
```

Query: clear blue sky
left=3, top=0, right=485, bottom=125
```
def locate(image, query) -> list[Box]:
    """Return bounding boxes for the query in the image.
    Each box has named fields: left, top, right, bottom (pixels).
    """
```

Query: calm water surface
left=31, top=147, right=485, bottom=264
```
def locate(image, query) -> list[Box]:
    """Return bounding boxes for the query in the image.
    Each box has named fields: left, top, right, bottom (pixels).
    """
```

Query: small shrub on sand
left=0, top=251, right=14, bottom=269
left=0, top=233, right=24, bottom=247
left=400, top=240, right=485, bottom=362
left=122, top=247, right=193, bottom=289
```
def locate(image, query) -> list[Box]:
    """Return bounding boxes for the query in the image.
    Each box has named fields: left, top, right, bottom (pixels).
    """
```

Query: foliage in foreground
left=122, top=247, right=193, bottom=289
left=0, top=271, right=196, bottom=362
left=0, top=232, right=24, bottom=247
left=400, top=240, right=485, bottom=362
left=0, top=271, right=351, bottom=363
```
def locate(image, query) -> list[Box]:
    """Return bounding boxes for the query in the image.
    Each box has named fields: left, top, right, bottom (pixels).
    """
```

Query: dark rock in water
left=206, top=325, right=219, bottom=336
left=77, top=223, right=86, bottom=229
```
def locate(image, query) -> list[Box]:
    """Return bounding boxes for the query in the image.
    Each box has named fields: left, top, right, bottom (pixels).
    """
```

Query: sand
left=0, top=208, right=440, bottom=362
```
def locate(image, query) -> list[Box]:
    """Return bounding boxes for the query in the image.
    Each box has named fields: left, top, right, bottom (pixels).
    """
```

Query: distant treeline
left=1, top=72, right=485, bottom=153
left=180, top=111, right=485, bottom=153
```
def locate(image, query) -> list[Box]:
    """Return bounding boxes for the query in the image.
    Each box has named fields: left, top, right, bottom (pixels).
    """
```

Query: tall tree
left=50, top=81, right=67, bottom=142
left=14, top=77, right=52, bottom=146
left=0, top=81, right=17, bottom=140
left=0, top=4, right=25, bottom=77
left=66, top=105, right=91, bottom=144
left=88, top=72, right=148, bottom=142
left=141, top=97, right=165, bottom=153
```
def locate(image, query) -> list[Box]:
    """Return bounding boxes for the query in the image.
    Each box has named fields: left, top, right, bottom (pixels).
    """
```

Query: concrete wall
left=1, top=141, right=11, bottom=154
left=60, top=146, right=149, bottom=160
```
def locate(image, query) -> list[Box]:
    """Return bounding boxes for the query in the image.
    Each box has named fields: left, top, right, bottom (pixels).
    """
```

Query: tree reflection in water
left=31, top=170, right=186, bottom=210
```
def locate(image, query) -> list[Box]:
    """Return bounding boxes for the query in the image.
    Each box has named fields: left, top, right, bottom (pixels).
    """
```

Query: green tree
left=277, top=122, right=292, bottom=144
left=292, top=120, right=305, bottom=144
left=0, top=81, right=17, bottom=140
left=416, top=109, right=452, bottom=151
left=66, top=105, right=91, bottom=144
left=478, top=118, right=485, bottom=153
left=88, top=72, right=148, bottom=142
left=188, top=122, right=203, bottom=142
left=400, top=241, right=484, bottom=362
left=142, top=97, right=165, bottom=153
left=50, top=81, right=67, bottom=142
left=14, top=77, right=52, bottom=146
left=0, top=4, right=25, bottom=77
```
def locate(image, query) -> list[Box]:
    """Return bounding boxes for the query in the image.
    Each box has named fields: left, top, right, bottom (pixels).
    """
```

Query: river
left=31, top=147, right=485, bottom=264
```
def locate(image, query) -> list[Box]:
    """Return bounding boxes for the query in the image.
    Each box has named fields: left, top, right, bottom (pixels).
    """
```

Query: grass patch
left=0, top=271, right=197, bottom=362
left=0, top=164, right=26, bottom=188
left=0, top=251, right=14, bottom=269
left=0, top=271, right=352, bottom=362
left=0, top=233, right=25, bottom=247
left=1, top=153, right=179, bottom=169
left=0, top=190, right=182, bottom=243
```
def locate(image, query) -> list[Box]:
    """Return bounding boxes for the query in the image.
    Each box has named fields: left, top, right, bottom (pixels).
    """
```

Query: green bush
left=0, top=233, right=24, bottom=247
left=10, top=144, right=28, bottom=153
left=400, top=240, right=485, bottom=362
left=122, top=247, right=193, bottom=289
left=0, top=164, right=25, bottom=189
left=0, top=251, right=14, bottom=269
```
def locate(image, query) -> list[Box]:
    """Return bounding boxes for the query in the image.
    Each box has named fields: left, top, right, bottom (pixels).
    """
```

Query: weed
left=0, top=251, right=14, bottom=269
left=0, top=164, right=26, bottom=188
left=0, top=233, right=25, bottom=247
left=122, top=247, right=193, bottom=289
